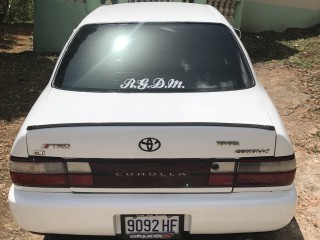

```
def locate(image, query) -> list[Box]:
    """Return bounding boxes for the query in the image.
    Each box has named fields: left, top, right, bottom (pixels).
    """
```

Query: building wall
left=34, top=0, right=320, bottom=52
left=34, top=0, right=100, bottom=52
left=34, top=0, right=241, bottom=52
left=241, top=0, right=320, bottom=32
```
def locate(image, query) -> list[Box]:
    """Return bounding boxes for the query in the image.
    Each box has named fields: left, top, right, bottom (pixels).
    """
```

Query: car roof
left=79, top=2, right=230, bottom=27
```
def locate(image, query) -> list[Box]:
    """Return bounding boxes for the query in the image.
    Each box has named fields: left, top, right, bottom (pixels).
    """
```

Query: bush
left=0, top=0, right=33, bottom=23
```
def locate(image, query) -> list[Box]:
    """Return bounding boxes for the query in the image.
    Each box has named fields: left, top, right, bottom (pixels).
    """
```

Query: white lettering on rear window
left=120, top=78, right=185, bottom=90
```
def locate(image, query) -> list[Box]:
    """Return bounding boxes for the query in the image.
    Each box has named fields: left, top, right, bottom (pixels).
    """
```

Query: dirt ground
left=0, top=24, right=319, bottom=240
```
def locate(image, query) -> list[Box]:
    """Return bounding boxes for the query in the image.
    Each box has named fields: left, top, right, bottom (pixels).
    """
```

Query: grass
left=242, top=25, right=320, bottom=120
left=0, top=32, right=17, bottom=49
left=285, top=37, right=320, bottom=68
left=242, top=25, right=320, bottom=69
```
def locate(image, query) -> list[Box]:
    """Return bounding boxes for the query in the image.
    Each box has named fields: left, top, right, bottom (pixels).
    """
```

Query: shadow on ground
left=0, top=23, right=58, bottom=122
left=42, top=218, right=304, bottom=240
left=241, top=25, right=320, bottom=64
left=0, top=23, right=33, bottom=50
left=0, top=51, right=57, bottom=121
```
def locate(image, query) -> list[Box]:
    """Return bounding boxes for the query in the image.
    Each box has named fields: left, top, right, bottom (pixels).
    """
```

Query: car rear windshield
left=54, top=23, right=254, bottom=92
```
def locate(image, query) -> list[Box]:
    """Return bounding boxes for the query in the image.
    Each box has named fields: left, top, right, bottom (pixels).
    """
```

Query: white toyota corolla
left=9, top=2, right=297, bottom=238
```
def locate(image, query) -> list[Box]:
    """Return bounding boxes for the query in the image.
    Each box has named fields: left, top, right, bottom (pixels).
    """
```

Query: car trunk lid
left=23, top=88, right=276, bottom=192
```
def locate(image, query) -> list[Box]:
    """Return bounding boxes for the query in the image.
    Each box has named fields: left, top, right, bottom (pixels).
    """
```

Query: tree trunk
left=0, top=0, right=10, bottom=23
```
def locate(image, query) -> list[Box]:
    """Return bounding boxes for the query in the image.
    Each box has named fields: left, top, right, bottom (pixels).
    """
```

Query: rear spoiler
left=27, top=122, right=275, bottom=131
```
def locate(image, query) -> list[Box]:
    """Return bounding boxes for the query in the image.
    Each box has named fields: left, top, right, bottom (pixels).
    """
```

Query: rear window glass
left=54, top=23, right=254, bottom=92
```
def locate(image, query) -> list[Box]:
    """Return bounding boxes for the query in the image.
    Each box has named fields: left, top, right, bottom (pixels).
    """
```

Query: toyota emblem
left=139, top=138, right=161, bottom=152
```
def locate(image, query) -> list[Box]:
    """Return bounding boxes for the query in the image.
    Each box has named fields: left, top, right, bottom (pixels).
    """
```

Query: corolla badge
left=139, top=138, right=161, bottom=152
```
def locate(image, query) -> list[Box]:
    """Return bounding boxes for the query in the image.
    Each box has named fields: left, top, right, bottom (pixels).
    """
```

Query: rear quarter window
left=54, top=23, right=254, bottom=92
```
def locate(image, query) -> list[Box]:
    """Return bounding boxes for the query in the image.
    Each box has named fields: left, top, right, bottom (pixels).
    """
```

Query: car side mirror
left=234, top=28, right=242, bottom=39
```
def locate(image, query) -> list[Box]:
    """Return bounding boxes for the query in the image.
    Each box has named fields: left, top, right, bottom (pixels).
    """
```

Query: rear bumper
left=9, top=185, right=297, bottom=235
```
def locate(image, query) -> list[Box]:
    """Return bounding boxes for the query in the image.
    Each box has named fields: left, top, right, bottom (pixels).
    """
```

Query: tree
left=0, top=0, right=34, bottom=23
left=0, top=0, right=10, bottom=23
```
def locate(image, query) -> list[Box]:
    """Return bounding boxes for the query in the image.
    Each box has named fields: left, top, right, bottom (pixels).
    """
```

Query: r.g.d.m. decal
left=120, top=78, right=185, bottom=90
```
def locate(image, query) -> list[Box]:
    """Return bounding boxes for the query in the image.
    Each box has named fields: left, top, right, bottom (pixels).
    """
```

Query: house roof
left=78, top=2, right=230, bottom=27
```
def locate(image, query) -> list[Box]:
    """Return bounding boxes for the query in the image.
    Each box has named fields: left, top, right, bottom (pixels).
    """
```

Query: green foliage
left=2, top=0, right=34, bottom=23
left=0, top=0, right=10, bottom=23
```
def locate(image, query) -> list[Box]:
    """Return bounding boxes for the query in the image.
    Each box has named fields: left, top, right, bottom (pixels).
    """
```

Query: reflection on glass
left=54, top=23, right=254, bottom=92
left=113, top=36, right=129, bottom=51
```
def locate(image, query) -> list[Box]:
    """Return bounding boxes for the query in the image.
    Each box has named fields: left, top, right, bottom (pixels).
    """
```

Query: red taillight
left=9, top=155, right=296, bottom=188
left=207, top=161, right=235, bottom=187
left=208, top=174, right=234, bottom=187
left=235, top=156, right=296, bottom=187
left=9, top=157, right=93, bottom=188
left=68, top=174, right=93, bottom=187
left=235, top=170, right=296, bottom=187
left=10, top=172, right=68, bottom=187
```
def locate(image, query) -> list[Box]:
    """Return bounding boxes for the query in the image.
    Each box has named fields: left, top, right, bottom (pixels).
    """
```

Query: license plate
left=121, top=214, right=183, bottom=239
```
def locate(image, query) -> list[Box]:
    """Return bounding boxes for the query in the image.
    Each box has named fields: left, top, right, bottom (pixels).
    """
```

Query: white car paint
left=12, top=84, right=292, bottom=157
left=9, top=2, right=296, bottom=236
left=80, top=2, right=230, bottom=26
left=9, top=186, right=297, bottom=235
left=27, top=125, right=276, bottom=159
